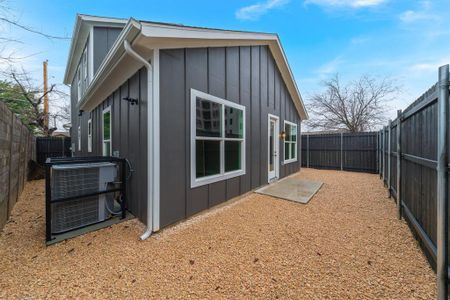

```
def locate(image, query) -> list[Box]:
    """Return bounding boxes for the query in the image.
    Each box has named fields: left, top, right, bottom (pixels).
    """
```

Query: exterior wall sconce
left=280, top=131, right=286, bottom=140
left=78, top=110, right=84, bottom=116
left=123, top=97, right=139, bottom=105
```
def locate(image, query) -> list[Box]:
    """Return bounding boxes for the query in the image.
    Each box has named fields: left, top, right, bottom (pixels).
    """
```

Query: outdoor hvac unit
left=50, top=162, right=117, bottom=234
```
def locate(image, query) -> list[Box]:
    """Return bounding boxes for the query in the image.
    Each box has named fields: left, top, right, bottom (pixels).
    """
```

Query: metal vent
left=51, top=167, right=99, bottom=199
left=51, top=196, right=99, bottom=233
left=50, top=162, right=116, bottom=234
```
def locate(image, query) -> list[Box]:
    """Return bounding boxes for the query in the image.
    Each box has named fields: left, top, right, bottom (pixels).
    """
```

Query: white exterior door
left=268, top=114, right=279, bottom=182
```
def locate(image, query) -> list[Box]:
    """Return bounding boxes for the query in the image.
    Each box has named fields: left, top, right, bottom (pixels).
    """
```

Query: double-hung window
left=77, top=66, right=81, bottom=102
left=82, top=46, right=88, bottom=90
left=87, top=119, right=92, bottom=153
left=77, top=126, right=81, bottom=151
left=191, top=89, right=245, bottom=188
left=102, top=107, right=111, bottom=156
left=284, top=120, right=297, bottom=163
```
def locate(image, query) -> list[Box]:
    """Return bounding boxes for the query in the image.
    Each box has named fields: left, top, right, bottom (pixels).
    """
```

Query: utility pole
left=43, top=60, right=49, bottom=135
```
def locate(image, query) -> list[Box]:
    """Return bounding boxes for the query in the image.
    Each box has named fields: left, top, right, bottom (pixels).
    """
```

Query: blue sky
left=2, top=0, right=450, bottom=121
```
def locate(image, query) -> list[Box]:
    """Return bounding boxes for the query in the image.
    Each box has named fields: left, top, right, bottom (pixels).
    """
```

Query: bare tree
left=0, top=0, right=69, bottom=63
left=2, top=68, right=69, bottom=135
left=305, top=74, right=398, bottom=132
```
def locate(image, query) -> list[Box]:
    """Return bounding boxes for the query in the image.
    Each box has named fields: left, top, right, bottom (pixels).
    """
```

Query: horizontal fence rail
left=378, top=65, right=449, bottom=299
left=301, top=132, right=378, bottom=173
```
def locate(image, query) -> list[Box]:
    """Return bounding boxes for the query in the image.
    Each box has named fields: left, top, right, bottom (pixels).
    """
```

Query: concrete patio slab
left=255, top=177, right=323, bottom=204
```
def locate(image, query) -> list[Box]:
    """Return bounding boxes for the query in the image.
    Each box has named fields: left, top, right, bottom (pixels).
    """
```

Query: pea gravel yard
left=0, top=168, right=436, bottom=299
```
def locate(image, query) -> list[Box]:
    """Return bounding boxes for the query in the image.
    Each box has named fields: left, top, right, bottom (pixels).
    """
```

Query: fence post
left=340, top=132, right=343, bottom=171
left=382, top=126, right=386, bottom=183
left=436, top=64, right=449, bottom=300
left=380, top=130, right=383, bottom=177
left=379, top=130, right=382, bottom=176
left=306, top=134, right=310, bottom=168
left=396, top=110, right=402, bottom=220
left=387, top=121, right=391, bottom=196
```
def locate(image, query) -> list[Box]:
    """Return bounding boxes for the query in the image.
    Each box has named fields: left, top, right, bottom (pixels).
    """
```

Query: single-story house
left=64, top=14, right=308, bottom=239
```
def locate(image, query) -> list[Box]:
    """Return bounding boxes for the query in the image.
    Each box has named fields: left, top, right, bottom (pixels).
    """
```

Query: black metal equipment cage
left=44, top=156, right=128, bottom=244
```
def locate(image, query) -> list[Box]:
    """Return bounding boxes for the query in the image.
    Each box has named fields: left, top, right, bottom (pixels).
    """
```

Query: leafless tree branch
left=305, top=74, right=398, bottom=132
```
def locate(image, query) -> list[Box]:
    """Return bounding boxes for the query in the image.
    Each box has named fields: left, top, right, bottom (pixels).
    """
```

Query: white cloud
left=399, top=1, right=439, bottom=23
left=235, top=0, right=290, bottom=20
left=316, top=56, right=344, bottom=76
left=399, top=10, right=438, bottom=23
left=304, top=0, right=386, bottom=8
left=409, top=58, right=450, bottom=72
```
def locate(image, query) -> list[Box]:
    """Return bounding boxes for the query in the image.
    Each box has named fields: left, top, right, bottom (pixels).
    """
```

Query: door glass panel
left=269, top=121, right=274, bottom=172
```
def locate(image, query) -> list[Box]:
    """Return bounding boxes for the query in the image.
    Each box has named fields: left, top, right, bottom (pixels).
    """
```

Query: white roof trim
left=71, top=17, right=308, bottom=119
left=77, top=18, right=141, bottom=111
left=63, top=14, right=127, bottom=84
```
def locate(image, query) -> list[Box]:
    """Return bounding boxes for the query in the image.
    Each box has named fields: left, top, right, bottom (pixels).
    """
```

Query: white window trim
left=82, top=46, right=88, bottom=85
left=88, top=27, right=94, bottom=84
left=283, top=120, right=298, bottom=164
left=102, top=106, right=112, bottom=156
left=77, top=125, right=81, bottom=151
left=87, top=118, right=92, bottom=153
left=77, top=65, right=81, bottom=102
left=190, top=89, right=246, bottom=188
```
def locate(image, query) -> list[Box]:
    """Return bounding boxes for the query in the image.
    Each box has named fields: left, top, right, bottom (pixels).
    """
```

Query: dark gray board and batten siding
left=72, top=43, right=302, bottom=227
left=92, top=27, right=122, bottom=74
left=71, top=67, right=148, bottom=223
left=71, top=25, right=148, bottom=222
left=159, top=45, right=302, bottom=228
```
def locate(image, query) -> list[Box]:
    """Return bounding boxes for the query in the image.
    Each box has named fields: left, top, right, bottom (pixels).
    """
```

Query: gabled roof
left=65, top=15, right=308, bottom=120
left=63, top=14, right=126, bottom=84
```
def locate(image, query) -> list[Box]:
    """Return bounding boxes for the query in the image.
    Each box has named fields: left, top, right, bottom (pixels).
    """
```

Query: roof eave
left=63, top=14, right=128, bottom=85
left=76, top=18, right=308, bottom=120
left=78, top=18, right=141, bottom=111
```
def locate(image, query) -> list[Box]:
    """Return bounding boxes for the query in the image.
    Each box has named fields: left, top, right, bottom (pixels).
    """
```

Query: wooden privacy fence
left=36, top=137, right=71, bottom=165
left=0, top=101, right=36, bottom=230
left=301, top=132, right=378, bottom=173
left=378, top=65, right=449, bottom=298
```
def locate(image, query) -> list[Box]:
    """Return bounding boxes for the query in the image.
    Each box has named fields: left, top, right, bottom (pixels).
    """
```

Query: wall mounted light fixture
left=78, top=110, right=84, bottom=117
left=280, top=131, right=286, bottom=140
left=122, top=97, right=139, bottom=105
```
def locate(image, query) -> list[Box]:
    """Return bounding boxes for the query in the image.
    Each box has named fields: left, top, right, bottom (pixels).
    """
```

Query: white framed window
left=284, top=120, right=298, bottom=163
left=190, top=89, right=246, bottom=188
left=102, top=107, right=112, bottom=156
left=82, top=46, right=88, bottom=88
left=87, top=119, right=92, bottom=153
left=77, top=66, right=81, bottom=102
left=77, top=125, right=81, bottom=151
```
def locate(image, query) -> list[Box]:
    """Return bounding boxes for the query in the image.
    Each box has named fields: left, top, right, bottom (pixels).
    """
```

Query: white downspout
left=123, top=40, right=153, bottom=240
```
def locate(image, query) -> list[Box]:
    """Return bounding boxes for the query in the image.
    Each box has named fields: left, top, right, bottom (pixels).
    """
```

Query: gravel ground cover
left=0, top=168, right=436, bottom=299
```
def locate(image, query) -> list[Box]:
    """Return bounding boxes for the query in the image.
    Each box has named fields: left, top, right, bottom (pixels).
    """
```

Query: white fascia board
left=63, top=14, right=127, bottom=85
left=139, top=23, right=308, bottom=120
left=64, top=14, right=84, bottom=84
left=140, top=22, right=277, bottom=41
left=268, top=39, right=308, bottom=120
left=77, top=18, right=308, bottom=119
left=78, top=18, right=141, bottom=111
